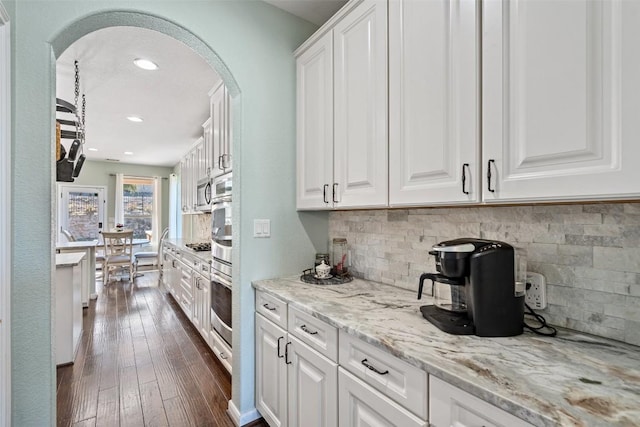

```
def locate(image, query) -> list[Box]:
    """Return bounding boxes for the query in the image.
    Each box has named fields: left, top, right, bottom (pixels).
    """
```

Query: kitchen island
left=253, top=276, right=640, bottom=427
left=55, top=252, right=85, bottom=365
left=56, top=240, right=97, bottom=306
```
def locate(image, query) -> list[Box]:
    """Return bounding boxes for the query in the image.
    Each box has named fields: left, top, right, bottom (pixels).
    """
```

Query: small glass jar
left=332, top=238, right=348, bottom=275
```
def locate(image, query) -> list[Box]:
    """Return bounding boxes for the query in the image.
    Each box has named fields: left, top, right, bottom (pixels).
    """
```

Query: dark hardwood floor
left=56, top=270, right=265, bottom=427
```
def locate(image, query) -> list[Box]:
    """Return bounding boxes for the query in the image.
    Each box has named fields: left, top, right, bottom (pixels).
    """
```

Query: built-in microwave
left=212, top=172, right=232, bottom=202
left=195, top=177, right=212, bottom=212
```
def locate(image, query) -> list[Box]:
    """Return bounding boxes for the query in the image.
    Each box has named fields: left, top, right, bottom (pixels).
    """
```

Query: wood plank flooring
left=56, top=271, right=265, bottom=427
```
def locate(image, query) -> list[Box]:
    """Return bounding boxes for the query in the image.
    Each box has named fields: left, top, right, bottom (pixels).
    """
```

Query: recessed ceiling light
left=124, top=151, right=134, bottom=155
left=127, top=116, right=143, bottom=122
left=88, top=148, right=98, bottom=152
left=133, top=58, right=159, bottom=71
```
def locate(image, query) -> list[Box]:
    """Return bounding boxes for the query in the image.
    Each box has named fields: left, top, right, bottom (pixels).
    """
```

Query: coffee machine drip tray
left=420, top=305, right=474, bottom=335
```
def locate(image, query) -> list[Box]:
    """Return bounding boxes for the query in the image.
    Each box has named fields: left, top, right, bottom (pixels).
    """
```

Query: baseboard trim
left=227, top=400, right=261, bottom=427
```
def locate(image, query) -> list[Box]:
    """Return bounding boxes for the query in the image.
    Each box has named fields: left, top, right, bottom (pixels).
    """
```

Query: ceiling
left=56, top=1, right=346, bottom=168
left=264, top=0, right=347, bottom=25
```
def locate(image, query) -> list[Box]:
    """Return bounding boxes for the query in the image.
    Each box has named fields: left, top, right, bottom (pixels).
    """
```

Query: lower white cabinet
left=288, top=335, right=338, bottom=427
left=429, top=376, right=533, bottom=427
left=256, top=313, right=338, bottom=427
left=338, top=368, right=426, bottom=427
left=256, top=313, right=288, bottom=427
left=192, top=272, right=211, bottom=344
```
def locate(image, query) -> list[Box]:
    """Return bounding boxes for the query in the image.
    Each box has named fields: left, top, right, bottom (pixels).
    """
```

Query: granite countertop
left=163, top=238, right=212, bottom=264
left=253, top=276, right=640, bottom=427
left=55, top=252, right=86, bottom=267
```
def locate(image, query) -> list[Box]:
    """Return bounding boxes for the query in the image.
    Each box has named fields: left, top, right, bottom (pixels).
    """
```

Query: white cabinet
left=296, top=31, right=334, bottom=210
left=255, top=292, right=338, bottom=427
left=287, top=335, right=338, bottom=427
left=339, top=369, right=426, bottom=427
left=482, top=0, right=640, bottom=202
left=180, top=147, right=198, bottom=214
left=210, top=81, right=232, bottom=178
left=192, top=265, right=211, bottom=344
left=296, top=0, right=388, bottom=210
left=202, top=118, right=213, bottom=178
left=55, top=253, right=85, bottom=366
left=256, top=312, right=288, bottom=427
left=333, top=0, right=388, bottom=208
left=429, top=376, right=533, bottom=427
left=388, top=0, right=480, bottom=206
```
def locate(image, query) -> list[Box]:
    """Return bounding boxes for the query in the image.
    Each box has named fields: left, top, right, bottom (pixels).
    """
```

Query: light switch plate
left=253, top=219, right=270, bottom=238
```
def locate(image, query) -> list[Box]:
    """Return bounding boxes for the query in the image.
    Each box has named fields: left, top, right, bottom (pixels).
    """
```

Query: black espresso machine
left=417, top=238, right=525, bottom=337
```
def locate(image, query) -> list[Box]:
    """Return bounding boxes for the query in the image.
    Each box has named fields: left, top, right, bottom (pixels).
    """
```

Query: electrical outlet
left=525, top=272, right=547, bottom=310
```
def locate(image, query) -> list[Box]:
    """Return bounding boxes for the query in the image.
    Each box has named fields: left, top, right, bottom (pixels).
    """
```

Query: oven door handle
left=211, top=272, right=232, bottom=289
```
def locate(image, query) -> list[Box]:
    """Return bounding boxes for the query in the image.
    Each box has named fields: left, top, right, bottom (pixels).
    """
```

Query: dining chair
left=134, top=227, right=169, bottom=276
left=61, top=229, right=76, bottom=242
left=102, top=230, right=134, bottom=283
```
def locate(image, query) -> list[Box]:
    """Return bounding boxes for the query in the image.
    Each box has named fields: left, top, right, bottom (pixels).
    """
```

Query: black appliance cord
left=523, top=302, right=557, bottom=337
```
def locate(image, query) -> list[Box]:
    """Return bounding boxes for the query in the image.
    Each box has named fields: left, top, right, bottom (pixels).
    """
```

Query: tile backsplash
left=329, top=203, right=640, bottom=346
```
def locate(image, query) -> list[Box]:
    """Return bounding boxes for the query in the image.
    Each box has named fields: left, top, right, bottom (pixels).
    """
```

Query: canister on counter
left=332, top=238, right=348, bottom=275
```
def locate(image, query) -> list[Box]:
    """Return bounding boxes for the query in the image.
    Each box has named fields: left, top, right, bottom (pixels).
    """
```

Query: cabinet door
left=256, top=314, right=288, bottom=427
left=338, top=369, right=426, bottom=427
left=389, top=0, right=480, bottom=206
left=223, top=84, right=232, bottom=173
left=429, top=376, right=533, bottom=427
left=199, top=279, right=211, bottom=343
left=202, top=118, right=213, bottom=178
left=333, top=0, right=388, bottom=208
left=483, top=0, right=640, bottom=202
left=192, top=276, right=202, bottom=331
left=211, top=82, right=231, bottom=177
left=296, top=31, right=334, bottom=210
left=288, top=335, right=338, bottom=427
left=180, top=158, right=188, bottom=212
left=195, top=138, right=205, bottom=183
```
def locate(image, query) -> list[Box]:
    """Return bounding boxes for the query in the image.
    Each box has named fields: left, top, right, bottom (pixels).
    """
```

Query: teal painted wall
left=8, top=1, right=324, bottom=424
left=72, top=160, right=173, bottom=231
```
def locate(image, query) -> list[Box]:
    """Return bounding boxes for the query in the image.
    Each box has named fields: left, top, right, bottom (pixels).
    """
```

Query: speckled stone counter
left=164, top=238, right=212, bottom=264
left=253, top=276, right=640, bottom=427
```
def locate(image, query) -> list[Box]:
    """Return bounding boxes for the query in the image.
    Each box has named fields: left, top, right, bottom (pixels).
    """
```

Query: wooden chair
left=102, top=230, right=134, bottom=283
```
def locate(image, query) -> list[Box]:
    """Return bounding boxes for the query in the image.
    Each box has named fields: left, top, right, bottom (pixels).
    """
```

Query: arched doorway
left=49, top=8, right=243, bottom=424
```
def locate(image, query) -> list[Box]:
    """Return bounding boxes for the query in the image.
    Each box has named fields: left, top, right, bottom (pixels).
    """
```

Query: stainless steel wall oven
left=211, top=172, right=232, bottom=348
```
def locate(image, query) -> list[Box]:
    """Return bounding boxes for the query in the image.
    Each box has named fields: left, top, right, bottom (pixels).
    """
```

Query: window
left=122, top=177, right=154, bottom=239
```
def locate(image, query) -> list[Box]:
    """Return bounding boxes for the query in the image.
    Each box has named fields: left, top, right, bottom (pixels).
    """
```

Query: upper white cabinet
left=296, top=32, right=334, bottom=210
left=388, top=0, right=480, bottom=206
left=210, top=81, right=232, bottom=178
left=333, top=0, right=388, bottom=208
left=482, top=0, right=640, bottom=202
left=202, top=117, right=213, bottom=178
left=296, top=0, right=388, bottom=210
left=297, top=0, right=640, bottom=209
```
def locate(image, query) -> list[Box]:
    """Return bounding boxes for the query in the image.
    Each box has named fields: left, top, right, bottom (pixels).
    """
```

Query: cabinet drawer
left=339, top=368, right=427, bottom=427
left=256, top=291, right=287, bottom=329
left=429, top=376, right=533, bottom=427
left=211, top=329, right=232, bottom=374
left=339, top=330, right=428, bottom=419
left=288, top=305, right=338, bottom=362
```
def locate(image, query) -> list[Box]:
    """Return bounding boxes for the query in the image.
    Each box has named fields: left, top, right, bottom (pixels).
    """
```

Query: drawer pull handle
left=300, top=324, right=318, bottom=335
left=277, top=336, right=284, bottom=358
left=263, top=303, right=276, bottom=311
left=361, top=359, right=389, bottom=375
left=219, top=352, right=227, bottom=360
left=285, top=342, right=292, bottom=365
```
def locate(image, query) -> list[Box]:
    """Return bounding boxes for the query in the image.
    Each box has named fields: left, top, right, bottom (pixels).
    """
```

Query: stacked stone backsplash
left=329, top=203, right=640, bottom=346
left=192, top=213, right=211, bottom=242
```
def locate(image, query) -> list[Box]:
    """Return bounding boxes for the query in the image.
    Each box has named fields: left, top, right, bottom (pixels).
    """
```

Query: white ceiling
left=56, top=1, right=346, bottom=168
left=57, top=26, right=220, bottom=167
left=263, top=0, right=347, bottom=25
